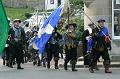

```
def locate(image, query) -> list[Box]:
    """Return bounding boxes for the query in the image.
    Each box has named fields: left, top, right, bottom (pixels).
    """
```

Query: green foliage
left=69, top=0, right=84, bottom=10
left=5, top=8, right=33, bottom=20
left=25, top=13, right=32, bottom=18
left=69, top=0, right=84, bottom=41
left=72, top=16, right=84, bottom=41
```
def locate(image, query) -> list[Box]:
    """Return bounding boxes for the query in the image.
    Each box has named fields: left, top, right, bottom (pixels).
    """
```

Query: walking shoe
left=47, top=62, right=50, bottom=69
left=64, top=63, right=68, bottom=70
left=17, top=67, right=24, bottom=70
left=72, top=69, right=78, bottom=71
left=89, top=67, right=94, bottom=73
left=72, top=64, right=78, bottom=72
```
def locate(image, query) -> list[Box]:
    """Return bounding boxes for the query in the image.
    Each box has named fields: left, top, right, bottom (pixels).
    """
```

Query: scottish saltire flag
left=0, top=0, right=9, bottom=54
left=33, top=4, right=64, bottom=53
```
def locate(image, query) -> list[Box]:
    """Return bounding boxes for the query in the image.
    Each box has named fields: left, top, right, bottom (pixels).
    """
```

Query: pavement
left=59, top=57, right=120, bottom=68
left=0, top=59, right=120, bottom=79
left=0, top=62, right=120, bottom=79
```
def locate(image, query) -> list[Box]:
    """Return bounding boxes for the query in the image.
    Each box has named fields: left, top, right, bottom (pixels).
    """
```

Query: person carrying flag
left=45, top=27, right=62, bottom=69
left=89, top=18, right=112, bottom=73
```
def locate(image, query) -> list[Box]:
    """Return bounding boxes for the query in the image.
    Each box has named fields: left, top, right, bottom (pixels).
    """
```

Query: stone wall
left=84, top=0, right=120, bottom=61
left=2, top=0, right=44, bottom=9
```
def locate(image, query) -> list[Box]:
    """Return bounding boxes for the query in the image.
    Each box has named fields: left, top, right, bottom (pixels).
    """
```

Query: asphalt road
left=0, top=62, right=120, bottom=79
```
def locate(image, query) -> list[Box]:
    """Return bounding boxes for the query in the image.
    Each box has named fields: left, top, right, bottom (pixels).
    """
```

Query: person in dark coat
left=46, top=27, right=62, bottom=69
left=89, top=18, right=112, bottom=73
left=85, top=23, right=99, bottom=71
left=82, top=29, right=90, bottom=67
left=63, top=23, right=78, bottom=71
left=8, top=19, right=26, bottom=69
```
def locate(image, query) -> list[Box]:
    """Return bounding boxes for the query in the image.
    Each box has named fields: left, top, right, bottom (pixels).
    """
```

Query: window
left=116, top=0, right=120, bottom=4
left=50, top=0, right=54, bottom=4
left=112, top=0, right=120, bottom=39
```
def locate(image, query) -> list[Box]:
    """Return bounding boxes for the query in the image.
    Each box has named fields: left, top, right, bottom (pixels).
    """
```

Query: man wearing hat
left=86, top=23, right=100, bottom=72
left=89, top=18, right=112, bottom=73
left=63, top=23, right=78, bottom=71
left=45, top=27, right=62, bottom=69
left=8, top=19, right=26, bottom=69
left=82, top=22, right=95, bottom=68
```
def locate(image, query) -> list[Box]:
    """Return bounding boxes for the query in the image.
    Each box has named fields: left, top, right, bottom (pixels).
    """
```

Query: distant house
left=45, top=0, right=64, bottom=10
left=3, top=0, right=63, bottom=10
left=84, top=0, right=120, bottom=61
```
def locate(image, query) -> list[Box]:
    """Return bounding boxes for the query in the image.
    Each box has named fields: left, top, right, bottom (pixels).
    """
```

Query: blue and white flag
left=33, top=4, right=64, bottom=53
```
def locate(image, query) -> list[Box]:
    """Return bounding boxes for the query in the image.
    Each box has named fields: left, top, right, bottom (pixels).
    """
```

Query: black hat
left=13, top=19, right=21, bottom=23
left=65, top=23, right=77, bottom=29
left=97, top=18, right=105, bottom=23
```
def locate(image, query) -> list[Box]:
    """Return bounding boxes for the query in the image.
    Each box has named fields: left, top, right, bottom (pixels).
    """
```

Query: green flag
left=0, top=0, right=9, bottom=54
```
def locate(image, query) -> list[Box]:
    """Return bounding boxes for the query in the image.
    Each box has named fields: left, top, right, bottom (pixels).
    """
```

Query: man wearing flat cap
left=8, top=19, right=26, bottom=69
left=89, top=18, right=112, bottom=73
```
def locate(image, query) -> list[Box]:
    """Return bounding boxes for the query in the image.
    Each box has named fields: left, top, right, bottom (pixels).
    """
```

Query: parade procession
left=0, top=0, right=120, bottom=79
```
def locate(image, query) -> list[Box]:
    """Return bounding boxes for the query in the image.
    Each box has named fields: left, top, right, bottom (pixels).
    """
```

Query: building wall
left=26, top=0, right=44, bottom=10
left=3, top=0, right=63, bottom=10
left=84, top=0, right=111, bottom=30
left=2, top=0, right=44, bottom=9
left=84, top=0, right=120, bottom=61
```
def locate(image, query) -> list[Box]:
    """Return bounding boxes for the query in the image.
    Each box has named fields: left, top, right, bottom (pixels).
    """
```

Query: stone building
left=2, top=0, right=62, bottom=10
left=84, top=0, right=120, bottom=61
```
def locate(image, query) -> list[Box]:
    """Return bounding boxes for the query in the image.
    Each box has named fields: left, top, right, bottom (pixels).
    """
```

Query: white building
left=45, top=0, right=65, bottom=10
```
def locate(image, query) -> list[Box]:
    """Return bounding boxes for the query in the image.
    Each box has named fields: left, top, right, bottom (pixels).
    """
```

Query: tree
left=69, top=0, right=84, bottom=41
left=70, top=0, right=84, bottom=10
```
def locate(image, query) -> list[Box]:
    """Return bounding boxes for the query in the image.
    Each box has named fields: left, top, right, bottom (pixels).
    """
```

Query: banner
left=0, top=0, right=9, bottom=54
left=34, top=4, right=64, bottom=53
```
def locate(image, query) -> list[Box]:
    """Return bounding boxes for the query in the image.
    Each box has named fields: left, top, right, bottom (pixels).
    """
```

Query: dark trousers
left=89, top=49, right=110, bottom=66
left=64, top=48, right=77, bottom=65
left=83, top=43, right=90, bottom=65
left=14, top=42, right=24, bottom=64
left=4, top=43, right=16, bottom=66
left=46, top=44, right=59, bottom=62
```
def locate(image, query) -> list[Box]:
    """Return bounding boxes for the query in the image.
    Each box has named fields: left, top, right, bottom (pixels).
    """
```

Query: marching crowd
left=2, top=17, right=112, bottom=73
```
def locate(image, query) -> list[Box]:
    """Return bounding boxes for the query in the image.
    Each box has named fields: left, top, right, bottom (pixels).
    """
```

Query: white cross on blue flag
left=33, top=4, right=64, bottom=53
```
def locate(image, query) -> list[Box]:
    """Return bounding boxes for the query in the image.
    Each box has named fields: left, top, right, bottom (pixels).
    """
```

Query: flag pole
left=84, top=12, right=111, bottom=41
left=67, top=1, right=70, bottom=26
